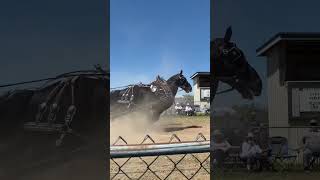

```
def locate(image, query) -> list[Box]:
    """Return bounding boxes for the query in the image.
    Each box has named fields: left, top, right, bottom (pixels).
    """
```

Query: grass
left=213, top=171, right=320, bottom=180
left=213, top=165, right=320, bottom=180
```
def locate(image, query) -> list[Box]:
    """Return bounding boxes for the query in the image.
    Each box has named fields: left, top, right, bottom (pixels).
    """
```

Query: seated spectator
left=302, top=119, right=320, bottom=171
left=212, top=129, right=231, bottom=168
left=203, top=105, right=210, bottom=115
left=174, top=103, right=183, bottom=115
left=240, top=132, right=262, bottom=171
left=185, top=103, right=193, bottom=116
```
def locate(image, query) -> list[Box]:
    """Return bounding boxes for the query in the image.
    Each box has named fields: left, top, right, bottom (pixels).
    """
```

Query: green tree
left=182, top=94, right=194, bottom=105
left=231, top=103, right=257, bottom=124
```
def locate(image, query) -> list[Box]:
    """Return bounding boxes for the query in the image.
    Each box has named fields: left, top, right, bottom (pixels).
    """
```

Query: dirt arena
left=110, top=115, right=210, bottom=180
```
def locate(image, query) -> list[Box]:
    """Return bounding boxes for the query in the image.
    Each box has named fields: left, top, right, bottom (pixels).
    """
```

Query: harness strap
left=151, top=79, right=173, bottom=103
left=116, top=78, right=174, bottom=111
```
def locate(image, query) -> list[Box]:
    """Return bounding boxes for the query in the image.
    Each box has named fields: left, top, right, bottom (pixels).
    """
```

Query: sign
left=200, top=88, right=210, bottom=100
left=300, top=88, right=320, bottom=112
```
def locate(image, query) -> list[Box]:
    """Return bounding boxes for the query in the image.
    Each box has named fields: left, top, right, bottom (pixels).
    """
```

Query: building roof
left=256, top=32, right=320, bottom=56
left=190, top=72, right=210, bottom=79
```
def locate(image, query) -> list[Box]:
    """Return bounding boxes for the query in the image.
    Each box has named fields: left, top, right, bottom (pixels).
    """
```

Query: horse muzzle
left=184, top=86, right=192, bottom=93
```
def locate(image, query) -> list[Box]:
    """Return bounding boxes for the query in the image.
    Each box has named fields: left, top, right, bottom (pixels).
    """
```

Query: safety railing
left=110, top=133, right=210, bottom=180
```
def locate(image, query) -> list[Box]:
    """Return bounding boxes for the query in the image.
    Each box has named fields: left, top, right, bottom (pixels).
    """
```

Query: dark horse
left=0, top=66, right=108, bottom=179
left=210, top=27, right=262, bottom=171
left=211, top=26, right=262, bottom=103
left=110, top=70, right=192, bottom=123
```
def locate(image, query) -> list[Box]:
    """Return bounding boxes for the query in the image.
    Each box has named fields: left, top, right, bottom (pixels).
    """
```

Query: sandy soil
left=110, top=115, right=210, bottom=144
left=110, top=115, right=210, bottom=180
left=1, top=115, right=210, bottom=180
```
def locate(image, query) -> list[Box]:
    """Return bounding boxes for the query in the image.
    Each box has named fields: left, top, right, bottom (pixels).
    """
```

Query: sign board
left=300, top=88, right=320, bottom=112
left=288, top=83, right=320, bottom=120
left=200, top=88, right=210, bottom=100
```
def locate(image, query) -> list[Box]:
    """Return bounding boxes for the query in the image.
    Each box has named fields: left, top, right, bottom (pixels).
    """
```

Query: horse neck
left=166, top=77, right=179, bottom=96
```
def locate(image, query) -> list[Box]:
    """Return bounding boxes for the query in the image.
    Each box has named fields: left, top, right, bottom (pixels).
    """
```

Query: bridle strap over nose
left=221, top=46, right=242, bottom=63
left=213, top=42, right=247, bottom=96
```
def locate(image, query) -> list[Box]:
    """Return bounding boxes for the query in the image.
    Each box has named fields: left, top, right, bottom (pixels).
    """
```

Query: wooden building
left=190, top=72, right=210, bottom=110
left=257, top=33, right=320, bottom=148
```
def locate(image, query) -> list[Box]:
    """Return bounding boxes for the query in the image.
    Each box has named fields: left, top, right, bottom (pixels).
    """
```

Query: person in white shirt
left=302, top=119, right=320, bottom=171
left=185, top=103, right=193, bottom=116
left=212, top=129, right=231, bottom=168
left=240, top=132, right=262, bottom=171
left=174, top=103, right=183, bottom=115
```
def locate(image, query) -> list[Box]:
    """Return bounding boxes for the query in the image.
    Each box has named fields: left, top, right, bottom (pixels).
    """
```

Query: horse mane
left=152, top=75, right=167, bottom=85
left=166, top=73, right=180, bottom=83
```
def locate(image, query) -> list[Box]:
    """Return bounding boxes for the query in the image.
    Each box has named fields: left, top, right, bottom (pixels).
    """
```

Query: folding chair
left=270, top=136, right=299, bottom=171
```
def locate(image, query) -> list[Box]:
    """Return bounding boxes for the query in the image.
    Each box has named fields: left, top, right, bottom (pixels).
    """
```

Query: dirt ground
left=110, top=115, right=210, bottom=180
left=110, top=115, right=210, bottom=144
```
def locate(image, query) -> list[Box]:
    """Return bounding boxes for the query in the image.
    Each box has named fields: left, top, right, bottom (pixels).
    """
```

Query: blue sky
left=110, top=0, right=209, bottom=96
left=0, top=0, right=107, bottom=92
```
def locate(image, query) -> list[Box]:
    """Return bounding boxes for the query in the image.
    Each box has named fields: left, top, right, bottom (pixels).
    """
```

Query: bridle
left=218, top=42, right=243, bottom=64
left=212, top=41, right=244, bottom=96
left=178, top=75, right=191, bottom=92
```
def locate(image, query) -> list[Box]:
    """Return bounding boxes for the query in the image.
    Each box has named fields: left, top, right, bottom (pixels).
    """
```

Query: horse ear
left=180, top=70, right=183, bottom=75
left=224, top=26, right=232, bottom=42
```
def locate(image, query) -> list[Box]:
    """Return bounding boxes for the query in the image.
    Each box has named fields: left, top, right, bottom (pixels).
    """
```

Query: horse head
left=167, top=70, right=192, bottom=93
left=211, top=26, right=262, bottom=99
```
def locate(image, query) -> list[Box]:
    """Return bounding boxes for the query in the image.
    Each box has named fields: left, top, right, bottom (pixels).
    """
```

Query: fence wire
left=110, top=133, right=210, bottom=180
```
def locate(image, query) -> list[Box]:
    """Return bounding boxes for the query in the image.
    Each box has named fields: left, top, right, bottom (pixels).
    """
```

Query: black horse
left=0, top=66, right=108, bottom=179
left=211, top=26, right=262, bottom=103
left=110, top=70, right=192, bottom=123
left=210, top=27, right=262, bottom=172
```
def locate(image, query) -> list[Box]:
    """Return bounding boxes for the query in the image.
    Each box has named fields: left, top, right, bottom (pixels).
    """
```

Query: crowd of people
left=174, top=103, right=210, bottom=116
left=174, top=103, right=194, bottom=116
left=212, top=119, right=320, bottom=172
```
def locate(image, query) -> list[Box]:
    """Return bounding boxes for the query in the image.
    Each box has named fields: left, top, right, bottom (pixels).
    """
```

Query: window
left=200, top=88, right=210, bottom=101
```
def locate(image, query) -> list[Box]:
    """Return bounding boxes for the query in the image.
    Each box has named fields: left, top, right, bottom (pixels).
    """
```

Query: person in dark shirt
left=302, top=119, right=320, bottom=171
left=212, top=129, right=231, bottom=169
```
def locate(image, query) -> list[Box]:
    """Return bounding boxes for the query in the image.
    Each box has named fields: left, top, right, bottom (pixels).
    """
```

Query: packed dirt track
left=110, top=115, right=210, bottom=180
left=110, top=115, right=210, bottom=144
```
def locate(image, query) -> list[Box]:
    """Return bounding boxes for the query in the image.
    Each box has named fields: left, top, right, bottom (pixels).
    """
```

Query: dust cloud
left=110, top=112, right=163, bottom=144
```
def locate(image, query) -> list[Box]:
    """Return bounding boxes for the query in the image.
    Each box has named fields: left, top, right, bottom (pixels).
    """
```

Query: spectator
left=174, top=103, right=183, bottom=115
left=203, top=105, right=210, bottom=115
left=240, top=132, right=262, bottom=171
left=212, top=129, right=231, bottom=169
left=185, top=103, right=193, bottom=116
left=302, top=119, right=320, bottom=171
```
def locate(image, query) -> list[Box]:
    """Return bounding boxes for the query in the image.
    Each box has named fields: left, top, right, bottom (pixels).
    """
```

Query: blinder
left=221, top=44, right=242, bottom=63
